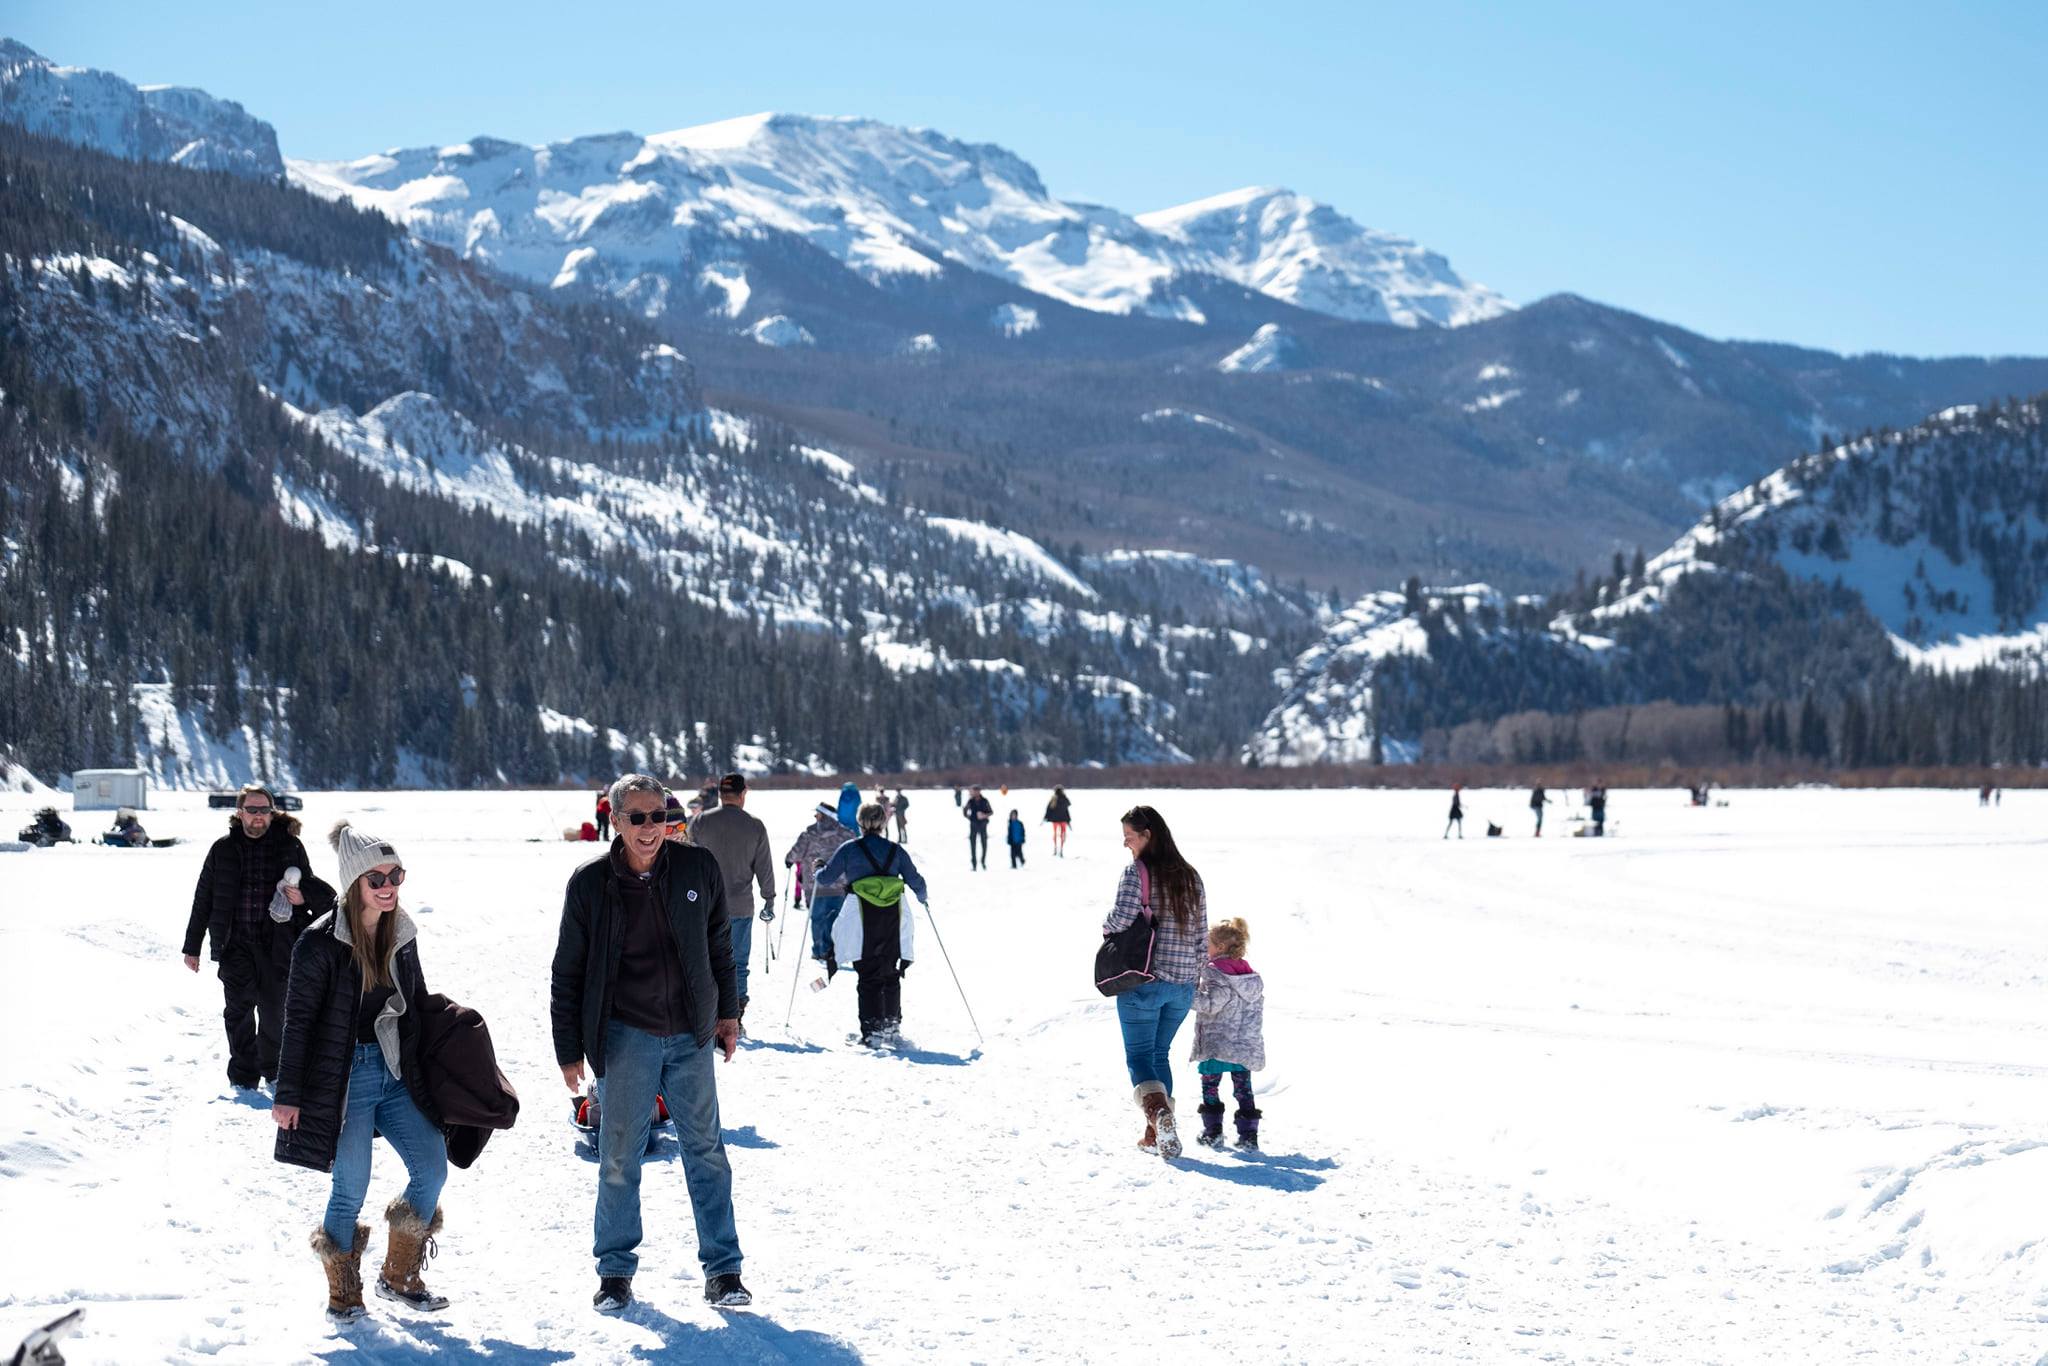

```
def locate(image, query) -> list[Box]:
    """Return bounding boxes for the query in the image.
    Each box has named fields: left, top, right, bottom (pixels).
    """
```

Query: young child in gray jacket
left=1190, top=916, right=1265, bottom=1150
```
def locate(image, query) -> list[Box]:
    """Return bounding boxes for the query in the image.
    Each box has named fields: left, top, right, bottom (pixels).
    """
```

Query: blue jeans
left=323, top=1043, right=446, bottom=1247
left=730, top=915, right=753, bottom=1004
left=594, top=1021, right=742, bottom=1279
left=1115, top=979, right=1196, bottom=1095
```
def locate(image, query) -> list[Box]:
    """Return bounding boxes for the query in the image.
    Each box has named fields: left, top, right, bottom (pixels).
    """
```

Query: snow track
left=1, top=787, right=2041, bottom=1362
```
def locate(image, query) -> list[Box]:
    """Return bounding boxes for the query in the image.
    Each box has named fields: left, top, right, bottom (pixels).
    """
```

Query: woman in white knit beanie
left=271, top=819, right=453, bottom=1323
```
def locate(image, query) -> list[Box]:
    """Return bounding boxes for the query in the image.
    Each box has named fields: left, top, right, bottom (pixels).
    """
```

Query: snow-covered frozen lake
left=1, top=785, right=2042, bottom=1364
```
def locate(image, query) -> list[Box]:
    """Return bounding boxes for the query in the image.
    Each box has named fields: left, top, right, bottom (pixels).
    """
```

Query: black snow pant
left=854, top=903, right=903, bottom=1038
left=1008, top=841, right=1024, bottom=867
left=968, top=824, right=989, bottom=869
left=218, top=924, right=289, bottom=1085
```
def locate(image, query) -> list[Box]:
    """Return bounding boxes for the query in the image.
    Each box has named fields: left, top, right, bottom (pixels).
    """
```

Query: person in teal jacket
left=1006, top=811, right=1026, bottom=868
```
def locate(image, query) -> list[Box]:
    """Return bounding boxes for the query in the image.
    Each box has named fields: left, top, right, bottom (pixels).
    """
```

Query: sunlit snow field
left=1, top=785, right=2042, bottom=1364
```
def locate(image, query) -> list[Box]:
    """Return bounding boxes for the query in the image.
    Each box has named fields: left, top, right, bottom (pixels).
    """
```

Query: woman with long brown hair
left=272, top=821, right=450, bottom=1322
left=1102, top=804, right=1209, bottom=1159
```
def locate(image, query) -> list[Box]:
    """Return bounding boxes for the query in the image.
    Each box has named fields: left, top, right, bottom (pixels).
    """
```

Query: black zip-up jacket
left=964, top=796, right=994, bottom=827
left=551, top=839, right=735, bottom=1076
left=274, top=905, right=439, bottom=1172
left=182, top=815, right=332, bottom=960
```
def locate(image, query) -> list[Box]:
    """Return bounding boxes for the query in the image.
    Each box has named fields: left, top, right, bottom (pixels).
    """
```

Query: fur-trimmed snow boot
left=1234, top=1106, right=1262, bottom=1151
left=312, top=1222, right=370, bottom=1323
left=1135, top=1081, right=1181, bottom=1159
left=1196, top=1101, right=1227, bottom=1149
left=377, top=1197, right=449, bottom=1312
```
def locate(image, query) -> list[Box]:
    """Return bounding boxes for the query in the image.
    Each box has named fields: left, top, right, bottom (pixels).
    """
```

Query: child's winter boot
left=377, top=1198, right=449, bottom=1312
left=1196, top=1102, right=1226, bottom=1149
left=1233, top=1106, right=1262, bottom=1151
left=312, top=1223, right=369, bottom=1322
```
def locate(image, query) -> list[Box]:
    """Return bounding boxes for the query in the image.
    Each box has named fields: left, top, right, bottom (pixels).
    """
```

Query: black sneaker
left=593, top=1275, right=632, bottom=1312
left=705, top=1273, right=751, bottom=1308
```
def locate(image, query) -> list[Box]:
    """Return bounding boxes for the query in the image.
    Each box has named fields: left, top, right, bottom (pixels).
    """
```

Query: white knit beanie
left=329, top=818, right=403, bottom=891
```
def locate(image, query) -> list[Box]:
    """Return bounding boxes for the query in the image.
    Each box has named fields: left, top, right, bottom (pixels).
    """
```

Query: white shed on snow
left=72, top=769, right=149, bottom=810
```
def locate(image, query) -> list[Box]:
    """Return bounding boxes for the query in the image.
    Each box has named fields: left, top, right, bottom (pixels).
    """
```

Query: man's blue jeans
left=1115, top=979, right=1196, bottom=1096
left=324, top=1042, right=446, bottom=1247
left=593, top=1020, right=742, bottom=1279
left=730, top=915, right=753, bottom=1004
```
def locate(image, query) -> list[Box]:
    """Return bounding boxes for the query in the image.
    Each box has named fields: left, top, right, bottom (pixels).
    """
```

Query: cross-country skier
left=812, top=803, right=929, bottom=1047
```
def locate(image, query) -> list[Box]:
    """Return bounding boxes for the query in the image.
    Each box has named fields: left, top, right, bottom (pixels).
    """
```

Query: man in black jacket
left=552, top=773, right=749, bottom=1315
left=181, top=784, right=330, bottom=1088
left=963, top=786, right=994, bottom=870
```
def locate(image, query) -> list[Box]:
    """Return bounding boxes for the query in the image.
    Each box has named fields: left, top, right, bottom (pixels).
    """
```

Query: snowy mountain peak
left=1141, top=184, right=1510, bottom=328
left=0, top=40, right=283, bottom=178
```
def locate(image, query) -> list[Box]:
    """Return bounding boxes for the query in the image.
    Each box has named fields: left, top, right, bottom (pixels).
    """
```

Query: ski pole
left=920, top=900, right=984, bottom=1047
left=784, top=914, right=808, bottom=1028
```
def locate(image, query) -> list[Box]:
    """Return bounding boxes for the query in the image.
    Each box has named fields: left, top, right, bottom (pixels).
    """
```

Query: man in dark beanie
left=687, top=772, right=776, bottom=1028
left=181, top=784, right=332, bottom=1089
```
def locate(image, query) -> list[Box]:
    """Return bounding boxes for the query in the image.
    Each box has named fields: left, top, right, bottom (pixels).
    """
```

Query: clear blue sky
left=12, top=1, right=2044, bottom=356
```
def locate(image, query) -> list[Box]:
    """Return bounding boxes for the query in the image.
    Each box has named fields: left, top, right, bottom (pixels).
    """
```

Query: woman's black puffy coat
left=274, top=904, right=440, bottom=1172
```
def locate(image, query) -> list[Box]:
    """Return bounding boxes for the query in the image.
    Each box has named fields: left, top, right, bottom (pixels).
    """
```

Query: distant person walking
left=273, top=820, right=451, bottom=1321
left=1102, top=805, right=1208, bottom=1159
left=836, top=781, right=862, bottom=831
left=182, top=784, right=332, bottom=1091
left=1044, top=787, right=1072, bottom=857
left=813, top=803, right=929, bottom=1047
left=1529, top=786, right=1548, bottom=838
left=1444, top=785, right=1464, bottom=840
left=594, top=791, right=611, bottom=842
left=551, top=773, right=748, bottom=1315
left=787, top=804, right=855, bottom=963
left=1006, top=810, right=1026, bottom=867
left=952, top=786, right=962, bottom=808
left=689, top=773, right=777, bottom=1032
left=1588, top=785, right=1608, bottom=837
left=892, top=789, right=910, bottom=842
left=963, top=787, right=994, bottom=870
left=1190, top=916, right=1265, bottom=1151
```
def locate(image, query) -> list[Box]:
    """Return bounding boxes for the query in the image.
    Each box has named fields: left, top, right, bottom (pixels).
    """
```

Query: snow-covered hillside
left=0, top=40, right=282, bottom=177
left=3, top=785, right=2042, bottom=1363
left=286, top=113, right=1504, bottom=332
left=1138, top=186, right=1510, bottom=328
left=1592, top=399, right=2048, bottom=669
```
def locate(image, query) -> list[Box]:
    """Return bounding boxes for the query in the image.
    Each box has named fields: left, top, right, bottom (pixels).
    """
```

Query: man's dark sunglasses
left=364, top=867, right=406, bottom=890
left=619, top=809, right=672, bottom=827
left=240, top=805, right=274, bottom=817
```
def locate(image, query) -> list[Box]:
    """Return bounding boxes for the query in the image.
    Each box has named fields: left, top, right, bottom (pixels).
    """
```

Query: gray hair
left=608, top=772, right=666, bottom=813
left=856, top=801, right=888, bottom=833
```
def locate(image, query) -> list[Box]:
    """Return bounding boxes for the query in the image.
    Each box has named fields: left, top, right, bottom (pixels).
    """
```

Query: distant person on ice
left=1444, top=785, right=1464, bottom=839
left=1190, top=916, right=1265, bottom=1151
left=963, top=786, right=994, bottom=870
left=788, top=803, right=855, bottom=959
left=689, top=773, right=777, bottom=1033
left=892, top=788, right=910, bottom=842
left=104, top=808, right=150, bottom=846
left=551, top=773, right=749, bottom=1315
left=1006, top=809, right=1026, bottom=867
left=1529, top=786, right=1548, bottom=837
left=1044, top=786, right=1073, bottom=856
left=1588, top=785, right=1608, bottom=837
left=273, top=820, right=451, bottom=1322
left=813, top=802, right=929, bottom=1048
left=182, top=784, right=331, bottom=1091
left=594, top=790, right=611, bottom=841
left=835, top=781, right=862, bottom=831
left=1103, top=805, right=1209, bottom=1160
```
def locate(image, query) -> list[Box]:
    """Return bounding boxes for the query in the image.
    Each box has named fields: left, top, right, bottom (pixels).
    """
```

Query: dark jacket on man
left=417, top=993, right=519, bottom=1170
left=274, top=903, right=439, bottom=1172
left=963, top=795, right=994, bottom=827
left=550, top=839, right=736, bottom=1078
left=183, top=814, right=331, bottom=960
left=688, top=803, right=775, bottom=920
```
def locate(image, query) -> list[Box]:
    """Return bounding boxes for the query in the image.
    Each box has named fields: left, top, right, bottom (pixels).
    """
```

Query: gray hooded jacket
left=1189, top=960, right=1265, bottom=1071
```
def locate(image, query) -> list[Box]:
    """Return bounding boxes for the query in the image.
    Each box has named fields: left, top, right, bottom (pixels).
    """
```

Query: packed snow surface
left=1, top=786, right=2040, bottom=1363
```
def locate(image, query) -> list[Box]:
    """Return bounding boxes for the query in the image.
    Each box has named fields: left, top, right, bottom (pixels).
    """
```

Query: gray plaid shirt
left=1103, top=861, right=1207, bottom=985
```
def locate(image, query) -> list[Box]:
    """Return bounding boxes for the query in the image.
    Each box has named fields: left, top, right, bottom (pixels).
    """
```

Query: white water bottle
left=268, top=866, right=301, bottom=923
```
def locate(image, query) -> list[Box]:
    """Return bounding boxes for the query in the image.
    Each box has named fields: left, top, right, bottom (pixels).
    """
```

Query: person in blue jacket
left=835, top=782, right=861, bottom=831
left=812, top=803, right=929, bottom=1046
left=1006, top=810, right=1026, bottom=868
